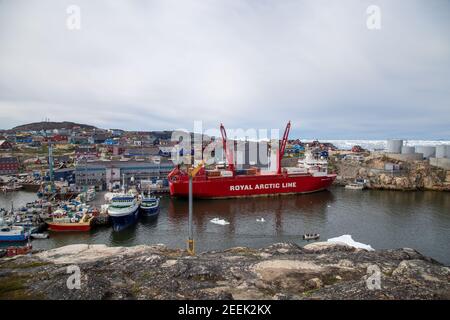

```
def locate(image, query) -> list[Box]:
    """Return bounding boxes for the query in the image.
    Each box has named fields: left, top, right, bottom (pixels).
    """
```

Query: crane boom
left=220, top=123, right=235, bottom=172
left=189, top=160, right=205, bottom=178
left=278, top=121, right=291, bottom=174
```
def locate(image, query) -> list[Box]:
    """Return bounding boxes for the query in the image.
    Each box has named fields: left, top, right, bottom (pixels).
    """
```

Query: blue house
left=104, top=138, right=118, bottom=145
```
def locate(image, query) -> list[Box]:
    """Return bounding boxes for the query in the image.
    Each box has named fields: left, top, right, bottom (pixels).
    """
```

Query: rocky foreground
left=0, top=242, right=449, bottom=300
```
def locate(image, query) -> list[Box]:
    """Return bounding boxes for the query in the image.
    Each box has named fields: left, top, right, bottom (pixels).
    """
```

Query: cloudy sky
left=0, top=0, right=449, bottom=139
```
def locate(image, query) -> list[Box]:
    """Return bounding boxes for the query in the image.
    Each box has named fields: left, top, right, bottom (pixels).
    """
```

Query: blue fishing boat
left=107, top=194, right=139, bottom=231
left=0, top=225, right=30, bottom=242
left=139, top=194, right=160, bottom=218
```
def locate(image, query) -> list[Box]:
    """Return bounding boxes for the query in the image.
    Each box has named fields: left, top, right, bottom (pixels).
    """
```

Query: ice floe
left=210, top=218, right=230, bottom=225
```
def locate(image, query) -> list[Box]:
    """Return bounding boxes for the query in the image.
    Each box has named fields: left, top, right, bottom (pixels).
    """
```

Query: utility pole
left=187, top=174, right=194, bottom=254
left=186, top=160, right=204, bottom=255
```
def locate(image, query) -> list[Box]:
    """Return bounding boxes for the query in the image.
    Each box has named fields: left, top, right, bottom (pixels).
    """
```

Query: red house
left=45, top=135, right=68, bottom=144
left=0, top=140, right=13, bottom=150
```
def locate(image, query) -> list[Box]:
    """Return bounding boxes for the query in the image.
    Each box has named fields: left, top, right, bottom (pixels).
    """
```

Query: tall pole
left=48, top=140, right=55, bottom=193
left=187, top=175, right=194, bottom=254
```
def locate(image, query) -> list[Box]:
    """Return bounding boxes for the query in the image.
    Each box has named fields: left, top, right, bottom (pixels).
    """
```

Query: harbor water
left=1, top=188, right=449, bottom=265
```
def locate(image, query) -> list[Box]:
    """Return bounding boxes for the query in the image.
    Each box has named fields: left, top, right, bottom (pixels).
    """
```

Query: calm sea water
left=1, top=188, right=449, bottom=265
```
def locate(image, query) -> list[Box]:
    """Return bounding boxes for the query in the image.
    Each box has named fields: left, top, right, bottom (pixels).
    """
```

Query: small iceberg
left=210, top=218, right=230, bottom=225
left=256, top=218, right=265, bottom=222
left=327, top=234, right=374, bottom=251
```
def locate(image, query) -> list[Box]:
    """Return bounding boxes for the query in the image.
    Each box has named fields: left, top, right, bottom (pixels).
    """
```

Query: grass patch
left=302, top=289, right=319, bottom=297
left=0, top=274, right=37, bottom=299
left=1, top=261, right=50, bottom=270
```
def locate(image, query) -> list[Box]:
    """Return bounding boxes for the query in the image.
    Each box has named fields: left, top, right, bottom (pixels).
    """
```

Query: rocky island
left=1, top=242, right=449, bottom=300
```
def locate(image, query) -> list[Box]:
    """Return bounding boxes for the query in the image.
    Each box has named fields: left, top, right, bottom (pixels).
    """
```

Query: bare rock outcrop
left=334, top=156, right=449, bottom=191
left=1, top=242, right=449, bottom=300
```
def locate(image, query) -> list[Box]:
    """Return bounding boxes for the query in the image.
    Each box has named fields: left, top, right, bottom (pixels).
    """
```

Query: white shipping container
left=286, top=167, right=307, bottom=174
left=220, top=170, right=233, bottom=177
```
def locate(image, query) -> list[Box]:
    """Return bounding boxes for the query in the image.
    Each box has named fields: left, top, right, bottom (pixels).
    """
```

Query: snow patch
left=327, top=235, right=374, bottom=251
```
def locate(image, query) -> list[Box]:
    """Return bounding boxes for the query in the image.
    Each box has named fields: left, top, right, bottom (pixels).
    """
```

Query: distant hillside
left=12, top=121, right=98, bottom=132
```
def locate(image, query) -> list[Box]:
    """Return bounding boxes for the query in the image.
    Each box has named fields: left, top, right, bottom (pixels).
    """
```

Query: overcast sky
left=0, top=0, right=449, bottom=139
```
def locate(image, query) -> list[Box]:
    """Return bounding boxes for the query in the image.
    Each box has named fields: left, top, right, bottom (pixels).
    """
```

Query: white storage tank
left=415, top=146, right=436, bottom=159
left=386, top=139, right=403, bottom=153
left=401, top=146, right=415, bottom=154
left=435, top=145, right=448, bottom=158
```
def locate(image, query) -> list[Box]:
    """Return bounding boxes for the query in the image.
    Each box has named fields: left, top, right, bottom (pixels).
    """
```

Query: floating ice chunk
left=210, top=218, right=230, bottom=225
left=327, top=234, right=374, bottom=251
left=256, top=218, right=265, bottom=222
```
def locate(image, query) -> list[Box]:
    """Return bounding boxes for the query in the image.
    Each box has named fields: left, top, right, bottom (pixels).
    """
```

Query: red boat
left=46, top=214, right=94, bottom=232
left=169, top=122, right=336, bottom=199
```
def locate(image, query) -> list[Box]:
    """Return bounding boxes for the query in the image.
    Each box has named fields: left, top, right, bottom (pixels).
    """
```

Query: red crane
left=278, top=121, right=291, bottom=174
left=220, top=123, right=235, bottom=172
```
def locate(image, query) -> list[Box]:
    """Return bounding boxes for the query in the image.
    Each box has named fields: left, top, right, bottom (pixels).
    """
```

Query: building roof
left=0, top=156, right=18, bottom=163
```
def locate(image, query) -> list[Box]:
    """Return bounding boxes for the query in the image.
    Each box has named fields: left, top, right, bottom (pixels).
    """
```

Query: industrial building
left=385, top=139, right=450, bottom=169
left=385, top=139, right=423, bottom=161
left=415, top=146, right=436, bottom=159
left=75, top=159, right=174, bottom=190
left=429, top=145, right=450, bottom=170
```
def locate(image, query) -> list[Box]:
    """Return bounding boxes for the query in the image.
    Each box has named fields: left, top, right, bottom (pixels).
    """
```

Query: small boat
left=46, top=214, right=94, bottom=232
left=345, top=183, right=365, bottom=190
left=6, top=244, right=32, bottom=257
left=30, top=232, right=49, bottom=239
left=0, top=225, right=30, bottom=242
left=303, top=233, right=320, bottom=241
left=256, top=218, right=265, bottom=222
left=139, top=194, right=160, bottom=217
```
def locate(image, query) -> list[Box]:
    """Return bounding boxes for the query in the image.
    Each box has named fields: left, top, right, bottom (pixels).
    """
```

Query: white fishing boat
left=107, top=194, right=139, bottom=231
left=30, top=232, right=49, bottom=239
left=345, top=183, right=365, bottom=190
left=303, top=233, right=320, bottom=240
left=0, top=225, right=30, bottom=242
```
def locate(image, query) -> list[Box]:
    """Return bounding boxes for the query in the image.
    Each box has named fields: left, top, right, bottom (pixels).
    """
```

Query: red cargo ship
left=169, top=122, right=336, bottom=199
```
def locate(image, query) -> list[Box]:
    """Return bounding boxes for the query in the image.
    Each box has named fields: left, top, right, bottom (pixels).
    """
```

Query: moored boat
left=0, top=225, right=30, bottom=242
left=345, top=183, right=365, bottom=190
left=303, top=233, right=320, bottom=241
left=46, top=214, right=94, bottom=232
left=107, top=194, right=140, bottom=231
left=30, top=232, right=49, bottom=239
left=139, top=194, right=160, bottom=217
left=169, top=122, right=336, bottom=199
left=5, top=243, right=32, bottom=257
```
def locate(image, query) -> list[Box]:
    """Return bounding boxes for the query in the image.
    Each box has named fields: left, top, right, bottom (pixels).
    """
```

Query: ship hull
left=109, top=207, right=140, bottom=232
left=169, top=174, right=336, bottom=199
left=47, top=222, right=91, bottom=232
left=0, top=234, right=29, bottom=242
left=140, top=206, right=160, bottom=217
